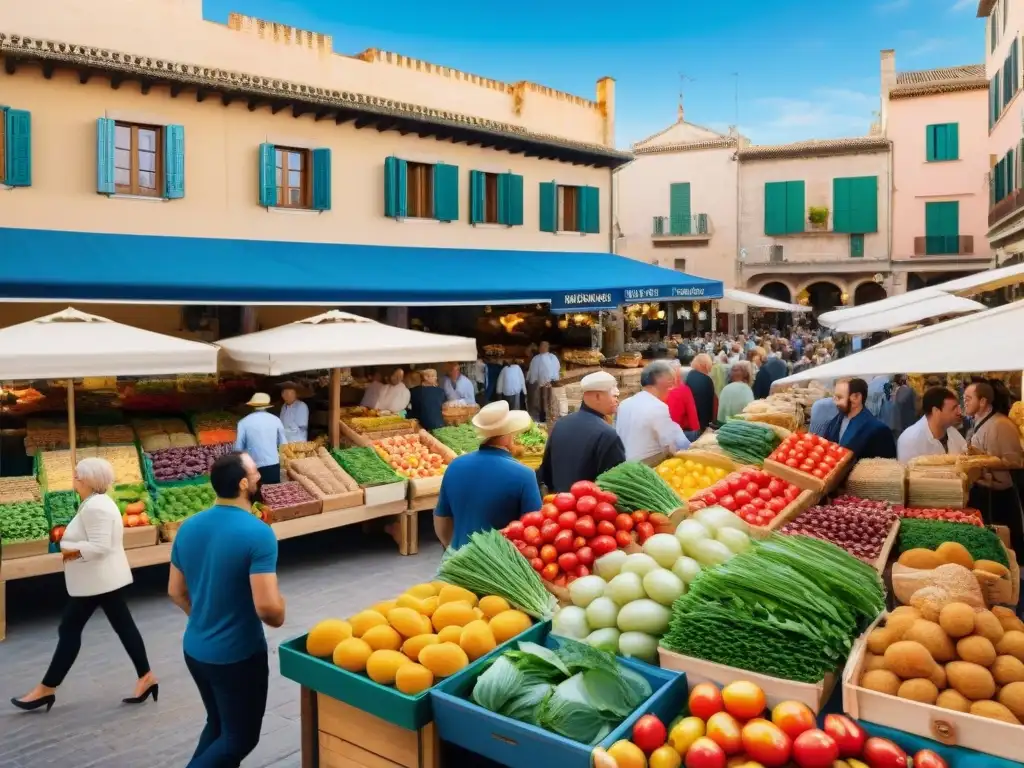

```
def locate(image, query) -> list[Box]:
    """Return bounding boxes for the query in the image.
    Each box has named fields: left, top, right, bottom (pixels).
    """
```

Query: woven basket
left=442, top=404, right=480, bottom=426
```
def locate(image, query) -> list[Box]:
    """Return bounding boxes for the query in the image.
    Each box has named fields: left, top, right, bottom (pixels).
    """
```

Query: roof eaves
left=737, top=137, right=891, bottom=162
left=889, top=79, right=990, bottom=99
left=977, top=0, right=995, bottom=17
left=633, top=138, right=738, bottom=155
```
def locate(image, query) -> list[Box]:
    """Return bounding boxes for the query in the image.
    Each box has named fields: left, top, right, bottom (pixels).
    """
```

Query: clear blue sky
left=203, top=0, right=985, bottom=148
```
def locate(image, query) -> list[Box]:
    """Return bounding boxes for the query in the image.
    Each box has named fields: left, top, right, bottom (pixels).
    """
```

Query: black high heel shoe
left=11, top=694, right=55, bottom=712
left=122, top=683, right=158, bottom=704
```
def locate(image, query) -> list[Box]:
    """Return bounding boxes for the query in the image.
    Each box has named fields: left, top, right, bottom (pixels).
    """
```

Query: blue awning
left=0, top=228, right=723, bottom=309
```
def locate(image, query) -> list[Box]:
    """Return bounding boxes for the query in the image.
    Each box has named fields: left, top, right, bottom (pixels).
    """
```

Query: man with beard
left=823, top=377, right=897, bottom=460
left=168, top=452, right=284, bottom=767
left=897, top=387, right=966, bottom=464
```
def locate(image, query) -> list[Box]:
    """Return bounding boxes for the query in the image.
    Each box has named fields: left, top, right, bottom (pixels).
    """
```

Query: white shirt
left=60, top=493, right=133, bottom=597
left=376, top=382, right=411, bottom=413
left=496, top=364, right=527, bottom=397
left=360, top=381, right=384, bottom=408
left=897, top=416, right=967, bottom=465
left=280, top=400, right=309, bottom=443
left=615, top=390, right=691, bottom=462
left=527, top=352, right=561, bottom=386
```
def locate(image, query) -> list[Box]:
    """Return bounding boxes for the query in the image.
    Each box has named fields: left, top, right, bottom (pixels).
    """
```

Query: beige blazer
left=60, top=493, right=133, bottom=597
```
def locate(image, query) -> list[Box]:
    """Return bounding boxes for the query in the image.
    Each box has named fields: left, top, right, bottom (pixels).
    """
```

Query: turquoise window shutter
left=163, top=124, right=185, bottom=199
left=947, top=124, right=959, bottom=160
left=258, top=143, right=276, bottom=206
left=311, top=148, right=332, bottom=211
left=577, top=186, right=600, bottom=233
left=433, top=162, right=459, bottom=222
left=852, top=176, right=879, bottom=233
left=384, top=156, right=408, bottom=218
left=926, top=125, right=937, bottom=162
left=784, top=181, right=805, bottom=234
left=4, top=108, right=32, bottom=187
left=925, top=201, right=959, bottom=254
left=669, top=182, right=691, bottom=235
left=833, top=177, right=851, bottom=233
left=502, top=173, right=524, bottom=226
left=539, top=181, right=556, bottom=232
left=1009, top=148, right=1016, bottom=191
left=850, top=234, right=865, bottom=258
left=764, top=182, right=787, bottom=235
left=469, top=170, right=485, bottom=224
left=96, top=117, right=116, bottom=195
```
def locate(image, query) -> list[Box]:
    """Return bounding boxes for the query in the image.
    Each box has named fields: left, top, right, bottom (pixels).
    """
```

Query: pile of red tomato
left=767, top=433, right=849, bottom=480
left=894, top=505, right=984, bottom=527
left=596, top=680, right=947, bottom=768
left=688, top=468, right=802, bottom=528
left=501, top=480, right=674, bottom=587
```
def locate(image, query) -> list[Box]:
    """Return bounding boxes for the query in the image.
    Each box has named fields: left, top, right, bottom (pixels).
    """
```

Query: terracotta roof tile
left=977, top=0, right=995, bottom=17
left=633, top=137, right=739, bottom=155
left=890, top=64, right=988, bottom=98
left=738, top=136, right=890, bottom=161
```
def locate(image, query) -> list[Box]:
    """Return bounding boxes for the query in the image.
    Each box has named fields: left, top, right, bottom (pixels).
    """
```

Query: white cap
left=580, top=371, right=619, bottom=394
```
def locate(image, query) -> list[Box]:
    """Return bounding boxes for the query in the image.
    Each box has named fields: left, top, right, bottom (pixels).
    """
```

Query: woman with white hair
left=11, top=457, right=157, bottom=712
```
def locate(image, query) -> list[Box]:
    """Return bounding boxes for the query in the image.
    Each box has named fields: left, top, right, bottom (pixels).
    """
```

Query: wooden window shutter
left=4, top=108, right=31, bottom=187
left=833, top=177, right=852, bottom=233
left=469, top=170, right=486, bottom=224
left=539, top=181, right=557, bottom=233
left=852, top=176, right=879, bottom=233
left=763, top=181, right=788, bottom=235
left=258, top=143, right=276, bottom=207
left=433, top=162, right=459, bottom=222
left=784, top=181, right=805, bottom=234
left=96, top=118, right=116, bottom=195
left=499, top=173, right=524, bottom=226
left=163, top=124, right=185, bottom=199
left=577, top=185, right=600, bottom=234
left=947, top=124, right=959, bottom=161
left=311, top=148, right=332, bottom=211
left=669, top=182, right=691, bottom=235
left=384, top=156, right=407, bottom=218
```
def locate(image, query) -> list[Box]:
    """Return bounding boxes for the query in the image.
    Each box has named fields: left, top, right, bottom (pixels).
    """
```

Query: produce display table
left=0, top=499, right=407, bottom=641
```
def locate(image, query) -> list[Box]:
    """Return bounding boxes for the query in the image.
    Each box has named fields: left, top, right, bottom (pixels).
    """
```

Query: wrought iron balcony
left=651, top=213, right=713, bottom=241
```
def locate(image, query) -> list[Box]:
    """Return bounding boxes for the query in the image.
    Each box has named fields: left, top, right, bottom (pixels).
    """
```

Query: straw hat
left=471, top=401, right=532, bottom=439
left=580, top=371, right=619, bottom=395
left=246, top=392, right=273, bottom=409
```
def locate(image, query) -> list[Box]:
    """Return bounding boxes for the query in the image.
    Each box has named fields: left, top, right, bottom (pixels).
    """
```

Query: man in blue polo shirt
left=168, top=451, right=285, bottom=768
left=434, top=401, right=542, bottom=550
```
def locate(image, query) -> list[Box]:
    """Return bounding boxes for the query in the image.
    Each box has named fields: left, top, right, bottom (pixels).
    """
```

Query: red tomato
left=590, top=535, right=618, bottom=555
left=727, top=477, right=743, bottom=493
left=540, top=563, right=559, bottom=581
left=722, top=680, right=766, bottom=720
left=719, top=495, right=737, bottom=511
left=702, top=492, right=719, bottom=504
left=706, top=712, right=742, bottom=756
left=771, top=701, right=816, bottom=740
left=684, top=737, right=726, bottom=768
left=740, top=719, right=792, bottom=768
left=615, top=530, right=633, bottom=548
left=751, top=496, right=767, bottom=509
left=575, top=495, right=598, bottom=516
left=792, top=730, right=839, bottom=768
left=575, top=546, right=595, bottom=566
left=541, top=503, right=560, bottom=520
left=768, top=497, right=787, bottom=513
left=521, top=545, right=538, bottom=560
left=530, top=557, right=544, bottom=572
left=745, top=482, right=760, bottom=497
left=688, top=500, right=706, bottom=511
left=506, top=520, right=526, bottom=540
left=862, top=738, right=909, bottom=768
left=597, top=520, right=617, bottom=537
left=631, top=714, right=667, bottom=754
left=553, top=493, right=577, bottom=512
left=593, top=502, right=618, bottom=522
left=557, top=552, right=579, bottom=572
left=573, top=535, right=587, bottom=550
left=575, top=564, right=590, bottom=578
left=756, top=487, right=772, bottom=502
left=542, top=493, right=555, bottom=504
left=523, top=526, right=542, bottom=547
left=739, top=503, right=756, bottom=518
left=570, top=480, right=599, bottom=498
left=557, top=511, right=578, bottom=530
left=767, top=478, right=783, bottom=495
left=734, top=490, right=752, bottom=505
left=574, top=515, right=596, bottom=538
left=553, top=529, right=575, bottom=553
left=648, top=512, right=673, bottom=533
left=614, top=513, right=635, bottom=532
left=912, top=750, right=949, bottom=768
left=540, top=544, right=558, bottom=563
left=520, top=512, right=543, bottom=529
left=631, top=510, right=650, bottom=524
left=811, top=468, right=825, bottom=479
left=784, top=485, right=800, bottom=502
left=785, top=458, right=799, bottom=468
left=596, top=490, right=618, bottom=506
left=553, top=574, right=567, bottom=587
left=688, top=683, right=724, bottom=721
left=823, top=715, right=866, bottom=759
left=636, top=521, right=655, bottom=542
left=540, top=522, right=560, bottom=543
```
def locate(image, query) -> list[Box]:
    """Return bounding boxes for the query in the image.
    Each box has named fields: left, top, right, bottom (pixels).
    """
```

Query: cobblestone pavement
left=0, top=523, right=444, bottom=768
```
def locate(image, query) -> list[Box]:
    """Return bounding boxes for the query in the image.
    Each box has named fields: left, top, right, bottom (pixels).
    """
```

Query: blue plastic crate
left=430, top=628, right=688, bottom=768
left=278, top=619, right=549, bottom=731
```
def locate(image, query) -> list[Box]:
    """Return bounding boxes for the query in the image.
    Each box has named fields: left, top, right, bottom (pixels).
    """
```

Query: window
left=114, top=122, right=162, bottom=197
left=926, top=124, right=959, bottom=162
left=273, top=147, right=310, bottom=208
left=833, top=176, right=879, bottom=234
left=925, top=201, right=960, bottom=255
left=384, top=158, right=457, bottom=221
left=470, top=171, right=523, bottom=225
left=558, top=185, right=580, bottom=232
left=763, top=180, right=805, bottom=235
left=406, top=162, right=434, bottom=219
left=849, top=234, right=865, bottom=259
left=539, top=182, right=599, bottom=233
left=670, top=182, right=692, bottom=235
left=674, top=258, right=687, bottom=272
left=258, top=144, right=330, bottom=211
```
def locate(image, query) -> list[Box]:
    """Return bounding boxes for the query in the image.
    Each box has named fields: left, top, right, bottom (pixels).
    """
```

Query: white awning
left=817, top=286, right=984, bottom=331
left=723, top=289, right=811, bottom=313
left=933, top=262, right=1024, bottom=295
left=773, top=298, right=1024, bottom=387
left=0, top=307, right=218, bottom=379
left=217, top=310, right=478, bottom=375
left=827, top=293, right=985, bottom=335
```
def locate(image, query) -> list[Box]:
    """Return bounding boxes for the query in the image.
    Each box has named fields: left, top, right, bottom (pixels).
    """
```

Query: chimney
left=597, top=77, right=616, bottom=148
left=880, top=49, right=896, bottom=135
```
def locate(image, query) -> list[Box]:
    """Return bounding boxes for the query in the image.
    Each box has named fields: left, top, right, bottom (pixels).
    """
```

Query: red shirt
left=666, top=384, right=699, bottom=432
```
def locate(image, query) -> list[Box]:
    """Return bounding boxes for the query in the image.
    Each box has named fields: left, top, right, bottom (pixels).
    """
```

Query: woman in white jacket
left=11, top=457, right=158, bottom=712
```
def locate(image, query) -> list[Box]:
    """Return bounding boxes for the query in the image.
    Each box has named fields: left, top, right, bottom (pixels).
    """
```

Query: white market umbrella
left=827, top=294, right=985, bottom=335
left=817, top=286, right=984, bottom=331
left=933, top=262, right=1024, bottom=295
left=723, top=288, right=811, bottom=313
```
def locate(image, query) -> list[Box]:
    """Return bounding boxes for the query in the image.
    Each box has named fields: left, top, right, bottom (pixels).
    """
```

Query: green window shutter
left=784, top=180, right=805, bottom=234
left=163, top=124, right=185, bottom=199
left=539, top=181, right=557, bottom=232
left=990, top=80, right=996, bottom=130
left=311, top=147, right=332, bottom=211
left=577, top=185, right=600, bottom=234
left=851, top=176, right=879, bottom=233
left=384, top=156, right=407, bottom=218
left=433, top=162, right=459, bottom=222
left=669, top=182, right=691, bottom=235
left=833, top=177, right=852, bottom=232
left=925, top=201, right=959, bottom=255
left=996, top=159, right=1006, bottom=202
left=947, top=123, right=959, bottom=160
left=498, top=173, right=523, bottom=226
left=850, top=234, right=865, bottom=258
left=926, top=125, right=937, bottom=162
left=4, top=108, right=31, bottom=187
left=764, top=181, right=788, bottom=235
left=1009, top=148, right=1016, bottom=192
left=96, top=117, right=116, bottom=195
left=469, top=170, right=485, bottom=224
left=996, top=71, right=1002, bottom=119
left=258, top=143, right=276, bottom=206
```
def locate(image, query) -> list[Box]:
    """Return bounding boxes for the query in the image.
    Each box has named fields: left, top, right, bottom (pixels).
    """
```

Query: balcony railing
left=652, top=213, right=713, bottom=239
left=989, top=189, right=1024, bottom=227
left=912, top=235, right=975, bottom=257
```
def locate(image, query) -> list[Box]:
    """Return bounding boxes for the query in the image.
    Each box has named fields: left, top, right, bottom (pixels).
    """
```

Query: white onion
left=585, top=596, right=620, bottom=629
left=617, top=599, right=671, bottom=635
left=620, top=553, right=660, bottom=578
left=607, top=571, right=646, bottom=605
left=642, top=568, right=686, bottom=606
left=619, top=631, right=660, bottom=663
left=642, top=533, right=683, bottom=568
left=552, top=606, right=590, bottom=640
left=568, top=575, right=607, bottom=608
left=585, top=627, right=621, bottom=653
left=693, top=505, right=750, bottom=536
left=686, top=538, right=735, bottom=566
left=675, top=518, right=711, bottom=549
left=716, top=527, right=752, bottom=555
left=594, top=550, right=628, bottom=580
left=671, top=555, right=703, bottom=584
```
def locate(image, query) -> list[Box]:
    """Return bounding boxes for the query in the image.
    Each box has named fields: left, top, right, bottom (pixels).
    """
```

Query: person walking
left=408, top=368, right=447, bottom=430
left=495, top=362, right=527, bottom=410
left=278, top=382, right=309, bottom=444
left=526, top=341, right=560, bottom=421
left=11, top=457, right=157, bottom=712
left=234, top=392, right=287, bottom=485
left=169, top=451, right=285, bottom=767
left=616, top=361, right=691, bottom=464
left=717, top=362, right=755, bottom=423
left=685, top=354, right=716, bottom=432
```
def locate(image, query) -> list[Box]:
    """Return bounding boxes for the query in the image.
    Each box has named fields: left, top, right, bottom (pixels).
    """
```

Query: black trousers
left=42, top=587, right=151, bottom=688
left=502, top=394, right=523, bottom=411
left=185, top=649, right=269, bottom=767
left=969, top=483, right=1024, bottom=565
left=257, top=463, right=281, bottom=485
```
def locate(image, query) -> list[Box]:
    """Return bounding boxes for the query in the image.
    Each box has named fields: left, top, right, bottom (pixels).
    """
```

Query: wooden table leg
left=300, top=684, right=318, bottom=768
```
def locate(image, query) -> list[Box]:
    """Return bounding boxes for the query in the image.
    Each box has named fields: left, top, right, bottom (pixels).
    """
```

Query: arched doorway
left=803, top=282, right=843, bottom=314
left=759, top=281, right=792, bottom=304
left=854, top=281, right=887, bottom=306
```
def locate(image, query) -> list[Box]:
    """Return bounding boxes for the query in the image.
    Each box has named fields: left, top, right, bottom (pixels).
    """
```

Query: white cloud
left=949, top=0, right=975, bottom=10
left=742, top=88, right=879, bottom=145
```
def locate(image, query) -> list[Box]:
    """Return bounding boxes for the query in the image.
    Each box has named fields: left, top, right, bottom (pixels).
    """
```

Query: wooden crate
left=1, top=538, right=49, bottom=560
left=746, top=489, right=819, bottom=540
left=316, top=693, right=440, bottom=768
left=160, top=520, right=185, bottom=542
left=122, top=525, right=159, bottom=550
left=266, top=498, right=323, bottom=524
left=321, top=490, right=364, bottom=512
left=871, top=520, right=901, bottom=575
left=763, top=450, right=853, bottom=495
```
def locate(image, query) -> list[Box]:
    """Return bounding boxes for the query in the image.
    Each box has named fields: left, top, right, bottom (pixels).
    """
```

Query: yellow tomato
left=607, top=740, right=647, bottom=768
left=649, top=745, right=682, bottom=768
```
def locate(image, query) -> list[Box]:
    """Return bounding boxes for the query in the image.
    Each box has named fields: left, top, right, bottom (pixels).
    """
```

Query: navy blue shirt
left=171, top=504, right=278, bottom=664
left=435, top=446, right=542, bottom=549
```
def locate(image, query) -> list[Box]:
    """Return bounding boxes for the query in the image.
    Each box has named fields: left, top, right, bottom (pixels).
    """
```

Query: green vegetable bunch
left=155, top=483, right=215, bottom=523
left=431, top=423, right=481, bottom=455
left=332, top=447, right=401, bottom=486
left=45, top=490, right=80, bottom=528
left=597, top=462, right=682, bottom=514
left=515, top=425, right=547, bottom=449
left=111, top=484, right=154, bottom=516
left=898, top=518, right=1009, bottom=566
left=0, top=501, right=49, bottom=543
left=716, top=420, right=780, bottom=465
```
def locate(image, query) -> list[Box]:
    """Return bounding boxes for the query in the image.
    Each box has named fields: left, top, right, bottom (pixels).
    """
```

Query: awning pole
left=329, top=368, right=341, bottom=450
left=67, top=379, right=77, bottom=470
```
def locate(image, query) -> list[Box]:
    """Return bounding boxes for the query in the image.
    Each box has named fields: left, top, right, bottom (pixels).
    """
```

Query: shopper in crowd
left=667, top=367, right=700, bottom=438
left=686, top=354, right=717, bottom=432
left=12, top=457, right=157, bottom=713
left=278, top=382, right=309, bottom=444
left=752, top=352, right=787, bottom=399
left=964, top=381, right=1024, bottom=561
left=434, top=401, right=541, bottom=549
left=538, top=371, right=626, bottom=493
left=495, top=362, right=527, bottom=410
left=169, top=452, right=284, bottom=768
left=718, top=362, right=755, bottom=423
left=360, top=369, right=385, bottom=408
left=408, top=368, right=446, bottom=431
left=897, top=387, right=967, bottom=465
left=442, top=362, right=476, bottom=403
left=823, top=378, right=897, bottom=460
left=890, top=374, right=919, bottom=438
left=526, top=341, right=561, bottom=421
left=616, top=361, right=691, bottom=464
left=808, top=386, right=840, bottom=437
left=677, top=345, right=695, bottom=380
left=376, top=368, right=411, bottom=415
left=866, top=375, right=894, bottom=426
left=235, top=393, right=287, bottom=485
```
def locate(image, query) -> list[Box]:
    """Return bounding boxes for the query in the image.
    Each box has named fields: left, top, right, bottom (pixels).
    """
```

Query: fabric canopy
left=723, top=288, right=811, bottom=313
left=934, top=262, right=1024, bottom=295
left=0, top=307, right=218, bottom=379
left=216, top=310, right=478, bottom=375
left=827, top=293, right=985, bottom=335
left=0, top=228, right=724, bottom=309
left=773, top=299, right=1024, bottom=387
left=817, top=287, right=983, bottom=330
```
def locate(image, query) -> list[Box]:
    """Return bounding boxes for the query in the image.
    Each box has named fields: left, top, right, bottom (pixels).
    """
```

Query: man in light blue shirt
left=235, top=393, right=287, bottom=484
left=443, top=362, right=476, bottom=403
left=278, top=382, right=309, bottom=444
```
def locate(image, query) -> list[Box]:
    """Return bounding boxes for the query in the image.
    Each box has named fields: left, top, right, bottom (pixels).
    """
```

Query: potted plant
left=808, top=206, right=829, bottom=230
